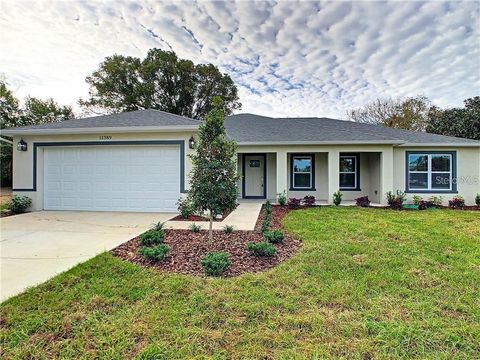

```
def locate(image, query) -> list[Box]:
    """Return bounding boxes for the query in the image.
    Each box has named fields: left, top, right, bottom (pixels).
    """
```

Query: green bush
left=412, top=195, right=423, bottom=205
left=247, top=242, right=276, bottom=257
left=176, top=196, right=195, bottom=219
left=150, top=221, right=165, bottom=231
left=139, top=244, right=170, bottom=262
left=139, top=229, right=164, bottom=246
left=333, top=190, right=342, bottom=206
left=277, top=190, right=287, bottom=206
left=264, top=229, right=284, bottom=244
left=9, top=195, right=32, bottom=214
left=429, top=196, right=444, bottom=207
left=201, top=251, right=231, bottom=276
left=475, top=194, right=480, bottom=207
left=261, top=202, right=272, bottom=233
left=265, top=200, right=273, bottom=215
left=189, top=223, right=202, bottom=233
left=223, top=225, right=234, bottom=233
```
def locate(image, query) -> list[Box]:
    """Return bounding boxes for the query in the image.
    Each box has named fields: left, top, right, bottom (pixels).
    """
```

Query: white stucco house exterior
left=2, top=109, right=479, bottom=212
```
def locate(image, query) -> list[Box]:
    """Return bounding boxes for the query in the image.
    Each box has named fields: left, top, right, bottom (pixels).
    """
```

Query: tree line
left=347, top=95, right=480, bottom=140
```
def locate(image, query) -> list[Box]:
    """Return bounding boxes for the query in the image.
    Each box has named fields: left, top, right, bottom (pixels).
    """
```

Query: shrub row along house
left=2, top=109, right=479, bottom=211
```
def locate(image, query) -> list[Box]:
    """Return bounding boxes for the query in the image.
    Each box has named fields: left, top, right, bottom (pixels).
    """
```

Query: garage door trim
left=13, top=140, right=186, bottom=193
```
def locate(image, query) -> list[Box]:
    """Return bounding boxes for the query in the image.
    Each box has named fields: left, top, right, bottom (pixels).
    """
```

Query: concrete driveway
left=0, top=211, right=173, bottom=302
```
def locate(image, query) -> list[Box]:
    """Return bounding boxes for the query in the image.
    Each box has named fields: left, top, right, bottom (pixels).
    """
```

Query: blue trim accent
left=289, top=153, right=316, bottom=191
left=405, top=151, right=457, bottom=194
left=242, top=153, right=267, bottom=199
left=12, top=140, right=186, bottom=193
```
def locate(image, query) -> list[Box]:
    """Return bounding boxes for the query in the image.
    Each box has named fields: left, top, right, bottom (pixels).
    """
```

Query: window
left=339, top=154, right=359, bottom=190
left=407, top=152, right=456, bottom=192
left=291, top=154, right=314, bottom=190
left=249, top=160, right=260, bottom=168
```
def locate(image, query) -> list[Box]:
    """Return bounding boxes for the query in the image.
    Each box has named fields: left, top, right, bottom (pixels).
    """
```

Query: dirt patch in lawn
left=112, top=205, right=302, bottom=277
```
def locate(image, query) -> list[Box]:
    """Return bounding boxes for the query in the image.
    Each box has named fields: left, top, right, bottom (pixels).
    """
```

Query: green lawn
left=1, top=208, right=479, bottom=359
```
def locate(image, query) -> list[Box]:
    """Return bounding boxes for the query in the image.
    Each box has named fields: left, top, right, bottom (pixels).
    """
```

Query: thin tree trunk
left=209, top=210, right=213, bottom=241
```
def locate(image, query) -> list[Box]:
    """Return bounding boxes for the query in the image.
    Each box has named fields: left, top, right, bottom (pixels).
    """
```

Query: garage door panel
left=44, top=146, right=180, bottom=212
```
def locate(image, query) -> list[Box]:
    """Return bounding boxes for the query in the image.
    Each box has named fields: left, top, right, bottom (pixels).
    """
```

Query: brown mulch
left=169, top=209, right=233, bottom=222
left=111, top=205, right=302, bottom=277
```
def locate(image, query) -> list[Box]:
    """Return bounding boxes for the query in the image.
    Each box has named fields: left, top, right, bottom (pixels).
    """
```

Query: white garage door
left=44, top=146, right=180, bottom=212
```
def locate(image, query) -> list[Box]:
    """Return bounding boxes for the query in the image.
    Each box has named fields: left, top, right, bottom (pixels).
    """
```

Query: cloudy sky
left=1, top=0, right=479, bottom=118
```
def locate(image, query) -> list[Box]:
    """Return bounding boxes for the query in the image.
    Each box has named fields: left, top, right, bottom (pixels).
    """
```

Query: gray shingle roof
left=2, top=109, right=478, bottom=146
left=224, top=114, right=479, bottom=145
left=2, top=109, right=200, bottom=132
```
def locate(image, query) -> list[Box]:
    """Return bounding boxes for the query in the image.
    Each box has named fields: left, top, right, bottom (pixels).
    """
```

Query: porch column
left=276, top=151, right=288, bottom=200
left=328, top=150, right=340, bottom=204
left=380, top=148, right=394, bottom=205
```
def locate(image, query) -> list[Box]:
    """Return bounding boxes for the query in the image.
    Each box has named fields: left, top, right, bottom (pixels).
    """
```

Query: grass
left=1, top=207, right=479, bottom=359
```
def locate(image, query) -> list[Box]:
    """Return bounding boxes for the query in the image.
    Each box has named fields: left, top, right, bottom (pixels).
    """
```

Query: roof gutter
left=236, top=140, right=405, bottom=145
left=0, top=125, right=200, bottom=136
left=397, top=142, right=480, bottom=148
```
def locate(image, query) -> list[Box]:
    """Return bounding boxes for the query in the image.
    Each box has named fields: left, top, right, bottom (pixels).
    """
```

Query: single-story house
left=2, top=110, right=479, bottom=212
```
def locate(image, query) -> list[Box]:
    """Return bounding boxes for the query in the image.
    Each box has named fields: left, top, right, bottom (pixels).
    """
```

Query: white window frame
left=408, top=153, right=453, bottom=191
left=292, top=155, right=313, bottom=189
left=339, top=155, right=358, bottom=189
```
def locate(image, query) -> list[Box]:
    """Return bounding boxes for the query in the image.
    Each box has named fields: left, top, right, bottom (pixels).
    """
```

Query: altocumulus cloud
left=0, top=0, right=478, bottom=118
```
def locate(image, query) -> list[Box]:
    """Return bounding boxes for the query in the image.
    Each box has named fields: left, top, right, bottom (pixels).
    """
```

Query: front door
left=244, top=154, right=266, bottom=198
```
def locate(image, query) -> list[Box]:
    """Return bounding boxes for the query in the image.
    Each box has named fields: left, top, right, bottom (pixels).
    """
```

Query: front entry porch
left=238, top=149, right=393, bottom=205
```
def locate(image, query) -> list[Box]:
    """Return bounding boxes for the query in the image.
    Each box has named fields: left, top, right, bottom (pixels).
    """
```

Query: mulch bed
left=169, top=209, right=233, bottom=222
left=111, top=205, right=302, bottom=277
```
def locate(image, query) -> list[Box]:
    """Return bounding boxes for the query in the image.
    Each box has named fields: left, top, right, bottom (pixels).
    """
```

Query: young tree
left=188, top=97, right=239, bottom=240
left=427, top=97, right=480, bottom=140
left=80, top=48, right=241, bottom=119
left=347, top=95, right=430, bottom=131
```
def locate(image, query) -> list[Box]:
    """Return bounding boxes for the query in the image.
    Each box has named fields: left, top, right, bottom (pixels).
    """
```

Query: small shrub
left=386, top=190, right=407, bottom=210
left=303, top=195, right=316, bottom=207
left=412, top=195, right=423, bottom=206
left=261, top=202, right=272, bottom=233
left=277, top=190, right=287, bottom=206
left=418, top=200, right=435, bottom=210
left=201, top=252, right=230, bottom=276
left=189, top=223, right=202, bottom=233
left=139, top=244, right=170, bottom=262
left=333, top=190, right=342, bottom=206
left=177, top=196, right=195, bottom=219
left=261, top=216, right=270, bottom=233
left=475, top=193, right=480, bottom=207
left=429, top=196, right=444, bottom=207
left=139, top=229, right=164, bottom=246
left=247, top=242, right=276, bottom=257
left=265, top=200, right=273, bottom=215
left=150, top=221, right=165, bottom=231
left=355, top=196, right=370, bottom=207
left=288, top=197, right=301, bottom=209
left=223, top=225, right=234, bottom=233
left=264, top=229, right=284, bottom=244
left=9, top=195, right=32, bottom=214
left=449, top=195, right=465, bottom=209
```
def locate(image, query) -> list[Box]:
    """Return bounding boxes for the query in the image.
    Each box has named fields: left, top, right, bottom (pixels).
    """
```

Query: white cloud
left=0, top=0, right=478, bottom=118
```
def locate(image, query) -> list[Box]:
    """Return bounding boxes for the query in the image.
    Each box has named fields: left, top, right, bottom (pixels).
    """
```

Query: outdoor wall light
left=17, top=139, right=27, bottom=151
left=189, top=136, right=195, bottom=149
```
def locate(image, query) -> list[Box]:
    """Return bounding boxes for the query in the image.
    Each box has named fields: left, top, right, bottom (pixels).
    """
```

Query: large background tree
left=188, top=97, right=238, bottom=240
left=0, top=80, right=74, bottom=186
left=80, top=49, right=241, bottom=119
left=347, top=95, right=430, bottom=131
left=427, top=96, right=480, bottom=140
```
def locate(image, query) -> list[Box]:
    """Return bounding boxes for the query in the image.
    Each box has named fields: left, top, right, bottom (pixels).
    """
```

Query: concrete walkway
left=165, top=200, right=263, bottom=231
left=0, top=211, right=172, bottom=302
